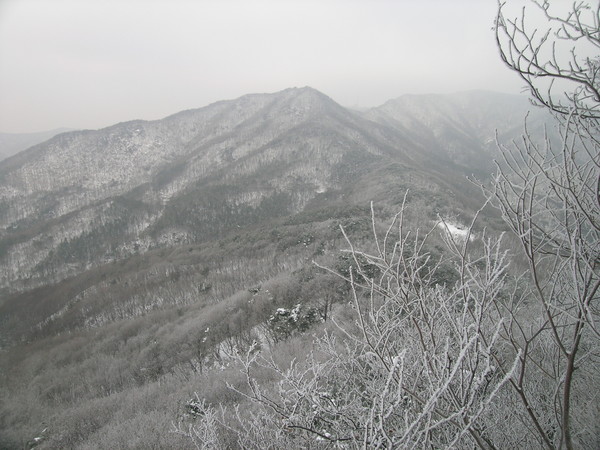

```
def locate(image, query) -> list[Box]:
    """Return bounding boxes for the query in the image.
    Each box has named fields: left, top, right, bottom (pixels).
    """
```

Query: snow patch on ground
left=437, top=221, right=474, bottom=241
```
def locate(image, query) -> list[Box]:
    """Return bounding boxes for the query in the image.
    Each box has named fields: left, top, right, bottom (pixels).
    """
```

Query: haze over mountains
left=0, top=128, right=74, bottom=162
left=0, top=88, right=549, bottom=342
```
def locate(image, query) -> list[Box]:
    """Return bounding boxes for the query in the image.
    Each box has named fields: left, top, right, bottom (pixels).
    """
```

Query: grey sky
left=0, top=0, right=523, bottom=133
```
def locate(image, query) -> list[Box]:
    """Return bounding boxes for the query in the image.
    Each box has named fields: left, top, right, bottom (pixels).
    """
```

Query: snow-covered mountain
left=0, top=88, right=418, bottom=291
left=0, top=87, right=543, bottom=343
left=366, top=90, right=551, bottom=173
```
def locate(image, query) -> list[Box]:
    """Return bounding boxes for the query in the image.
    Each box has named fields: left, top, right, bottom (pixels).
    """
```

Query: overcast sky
left=0, top=0, right=524, bottom=133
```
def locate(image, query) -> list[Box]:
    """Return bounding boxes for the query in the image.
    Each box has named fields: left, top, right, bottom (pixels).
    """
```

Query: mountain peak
left=281, top=85, right=325, bottom=95
left=277, top=86, right=336, bottom=104
left=274, top=86, right=347, bottom=119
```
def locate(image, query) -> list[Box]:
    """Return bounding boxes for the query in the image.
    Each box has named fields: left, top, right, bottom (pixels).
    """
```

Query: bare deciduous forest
left=0, top=1, right=598, bottom=449
left=174, top=2, right=600, bottom=448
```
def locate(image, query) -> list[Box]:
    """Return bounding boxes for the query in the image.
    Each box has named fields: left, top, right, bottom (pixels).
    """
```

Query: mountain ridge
left=0, top=87, right=542, bottom=344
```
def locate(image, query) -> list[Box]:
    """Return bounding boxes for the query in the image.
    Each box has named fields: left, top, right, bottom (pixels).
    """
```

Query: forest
left=0, top=1, right=599, bottom=449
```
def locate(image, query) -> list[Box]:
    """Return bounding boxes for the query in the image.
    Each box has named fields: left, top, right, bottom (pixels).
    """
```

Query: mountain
left=0, top=88, right=544, bottom=340
left=0, top=88, right=549, bottom=447
left=0, top=89, right=442, bottom=289
left=0, top=86, right=550, bottom=341
left=0, top=128, right=74, bottom=161
left=366, top=90, right=551, bottom=175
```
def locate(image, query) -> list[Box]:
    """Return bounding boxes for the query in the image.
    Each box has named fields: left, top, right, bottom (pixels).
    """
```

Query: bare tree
left=491, top=1, right=600, bottom=448
left=496, top=0, right=600, bottom=119
left=181, top=200, right=525, bottom=449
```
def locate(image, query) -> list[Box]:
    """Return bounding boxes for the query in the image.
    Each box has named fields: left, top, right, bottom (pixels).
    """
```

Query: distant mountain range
left=0, top=128, right=74, bottom=161
left=0, top=87, right=550, bottom=346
